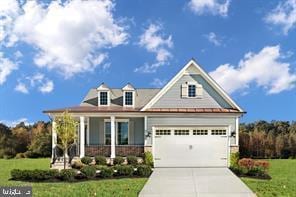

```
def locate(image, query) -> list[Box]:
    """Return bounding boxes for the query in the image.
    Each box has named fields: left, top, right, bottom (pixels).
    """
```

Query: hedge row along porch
left=44, top=59, right=245, bottom=168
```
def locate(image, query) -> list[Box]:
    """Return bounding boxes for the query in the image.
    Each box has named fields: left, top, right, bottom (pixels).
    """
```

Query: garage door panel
left=154, top=127, right=228, bottom=167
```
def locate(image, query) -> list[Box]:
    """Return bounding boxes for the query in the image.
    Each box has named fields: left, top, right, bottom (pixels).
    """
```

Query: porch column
left=110, top=115, right=116, bottom=158
left=52, top=120, right=57, bottom=159
left=80, top=116, right=85, bottom=158
left=235, top=117, right=239, bottom=145
left=144, top=115, right=148, bottom=145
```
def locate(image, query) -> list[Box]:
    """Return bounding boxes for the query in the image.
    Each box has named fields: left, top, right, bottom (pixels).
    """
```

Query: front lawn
left=242, top=159, right=296, bottom=197
left=0, top=158, right=147, bottom=197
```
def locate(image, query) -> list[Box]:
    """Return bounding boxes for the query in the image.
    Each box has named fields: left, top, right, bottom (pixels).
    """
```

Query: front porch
left=52, top=115, right=149, bottom=160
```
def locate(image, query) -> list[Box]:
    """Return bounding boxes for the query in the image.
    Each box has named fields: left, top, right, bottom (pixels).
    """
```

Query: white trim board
left=141, top=59, right=244, bottom=112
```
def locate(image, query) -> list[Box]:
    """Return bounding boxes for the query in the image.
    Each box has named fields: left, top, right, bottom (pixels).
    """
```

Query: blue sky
left=0, top=0, right=296, bottom=126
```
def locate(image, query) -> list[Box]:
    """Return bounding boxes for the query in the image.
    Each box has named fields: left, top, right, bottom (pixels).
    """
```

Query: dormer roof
left=97, top=83, right=109, bottom=91
left=122, top=83, right=135, bottom=91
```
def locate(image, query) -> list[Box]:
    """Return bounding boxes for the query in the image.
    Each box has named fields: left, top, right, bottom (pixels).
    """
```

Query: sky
left=0, top=0, right=296, bottom=126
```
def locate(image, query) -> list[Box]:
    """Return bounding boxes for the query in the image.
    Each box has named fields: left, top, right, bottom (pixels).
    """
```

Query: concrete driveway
left=139, top=168, right=255, bottom=197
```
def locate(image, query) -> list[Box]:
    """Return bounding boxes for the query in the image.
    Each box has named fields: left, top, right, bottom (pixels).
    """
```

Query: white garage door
left=153, top=127, right=229, bottom=167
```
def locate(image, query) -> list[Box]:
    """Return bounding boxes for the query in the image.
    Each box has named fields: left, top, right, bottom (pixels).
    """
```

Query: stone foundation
left=85, top=145, right=144, bottom=157
left=144, top=146, right=152, bottom=153
left=230, top=145, right=239, bottom=154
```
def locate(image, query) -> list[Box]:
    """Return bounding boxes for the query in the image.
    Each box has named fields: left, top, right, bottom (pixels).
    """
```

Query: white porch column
left=86, top=117, right=90, bottom=145
left=110, top=115, right=116, bottom=158
left=52, top=120, right=57, bottom=159
left=80, top=116, right=85, bottom=158
left=144, top=116, right=148, bottom=145
left=235, top=117, right=239, bottom=146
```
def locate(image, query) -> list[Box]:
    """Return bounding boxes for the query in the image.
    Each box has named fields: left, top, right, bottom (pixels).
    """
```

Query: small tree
left=54, top=111, right=78, bottom=169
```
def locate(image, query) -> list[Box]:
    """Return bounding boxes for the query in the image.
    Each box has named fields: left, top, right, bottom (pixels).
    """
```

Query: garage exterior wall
left=145, top=116, right=236, bottom=145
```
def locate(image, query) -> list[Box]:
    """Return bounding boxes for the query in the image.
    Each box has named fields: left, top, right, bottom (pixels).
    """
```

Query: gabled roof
left=97, top=83, right=109, bottom=91
left=141, top=59, right=244, bottom=112
left=122, top=83, right=135, bottom=91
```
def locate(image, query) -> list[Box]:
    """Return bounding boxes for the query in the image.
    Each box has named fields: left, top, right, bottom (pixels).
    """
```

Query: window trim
left=104, top=119, right=130, bottom=145
left=123, top=91, right=135, bottom=107
left=185, top=82, right=203, bottom=99
left=98, top=91, right=110, bottom=106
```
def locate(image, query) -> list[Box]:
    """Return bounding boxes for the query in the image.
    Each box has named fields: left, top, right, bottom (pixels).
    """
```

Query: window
left=193, top=130, right=208, bottom=135
left=117, top=122, right=128, bottom=145
left=100, top=91, right=108, bottom=105
left=125, top=92, right=133, bottom=106
left=105, top=122, right=111, bottom=145
left=211, top=129, right=227, bottom=135
left=174, top=130, right=190, bottom=135
left=155, top=130, right=171, bottom=136
left=188, top=85, right=196, bottom=97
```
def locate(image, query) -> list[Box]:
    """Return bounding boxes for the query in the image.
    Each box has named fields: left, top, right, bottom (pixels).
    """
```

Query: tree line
left=0, top=120, right=296, bottom=159
left=239, top=120, right=296, bottom=159
left=0, top=121, right=52, bottom=159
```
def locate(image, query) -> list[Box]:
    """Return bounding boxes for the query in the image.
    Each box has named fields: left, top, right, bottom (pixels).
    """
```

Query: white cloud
left=204, top=32, right=221, bottom=46
left=0, top=0, right=21, bottom=43
left=15, top=73, right=54, bottom=94
left=150, top=78, right=167, bottom=88
left=0, top=117, right=32, bottom=127
left=209, top=45, right=296, bottom=94
left=188, top=0, right=230, bottom=17
left=265, top=0, right=296, bottom=35
left=1, top=0, right=128, bottom=78
left=14, top=50, right=23, bottom=59
left=15, top=82, right=28, bottom=94
left=135, top=23, right=173, bottom=73
left=39, top=80, right=54, bottom=93
left=0, top=52, right=18, bottom=85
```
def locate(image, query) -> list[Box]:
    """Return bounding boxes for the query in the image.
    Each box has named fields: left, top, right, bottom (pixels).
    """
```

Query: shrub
left=95, top=156, right=107, bottom=165
left=136, top=165, right=152, bottom=177
left=230, top=152, right=240, bottom=168
left=127, top=156, right=138, bottom=166
left=24, top=150, right=39, bottom=158
left=254, top=160, right=270, bottom=172
left=59, top=169, right=76, bottom=181
left=99, top=167, right=113, bottom=178
left=238, top=158, right=255, bottom=170
left=80, top=166, right=96, bottom=178
left=10, top=169, right=59, bottom=181
left=113, top=156, right=124, bottom=165
left=81, top=156, right=93, bottom=165
left=144, top=151, right=153, bottom=167
left=115, top=165, right=134, bottom=177
left=15, top=153, right=26, bottom=159
left=71, top=160, right=84, bottom=169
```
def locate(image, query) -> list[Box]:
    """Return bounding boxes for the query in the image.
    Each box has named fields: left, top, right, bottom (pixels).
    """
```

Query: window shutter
left=181, top=83, right=188, bottom=98
left=196, top=84, right=203, bottom=97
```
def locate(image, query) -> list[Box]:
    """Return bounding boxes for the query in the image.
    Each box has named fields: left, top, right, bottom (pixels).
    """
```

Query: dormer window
left=125, top=92, right=133, bottom=106
left=97, top=83, right=110, bottom=106
left=100, top=92, right=108, bottom=105
left=122, top=83, right=135, bottom=107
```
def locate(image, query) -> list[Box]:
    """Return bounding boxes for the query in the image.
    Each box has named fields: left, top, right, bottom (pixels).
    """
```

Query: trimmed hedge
left=81, top=156, right=93, bottom=165
left=115, top=165, right=134, bottom=176
left=80, top=166, right=96, bottom=178
left=99, top=167, right=113, bottom=178
left=11, top=169, right=59, bottom=181
left=127, top=156, right=138, bottom=166
left=10, top=165, right=151, bottom=182
left=59, top=169, right=76, bottom=181
left=95, top=156, right=107, bottom=165
left=113, top=156, right=124, bottom=165
left=136, top=165, right=152, bottom=177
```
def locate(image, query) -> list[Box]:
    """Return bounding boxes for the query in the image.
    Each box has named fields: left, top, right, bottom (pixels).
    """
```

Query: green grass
left=0, top=158, right=147, bottom=197
left=242, top=159, right=296, bottom=197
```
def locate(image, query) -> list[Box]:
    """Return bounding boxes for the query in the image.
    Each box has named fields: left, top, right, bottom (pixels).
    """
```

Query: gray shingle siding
left=151, top=74, right=232, bottom=109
